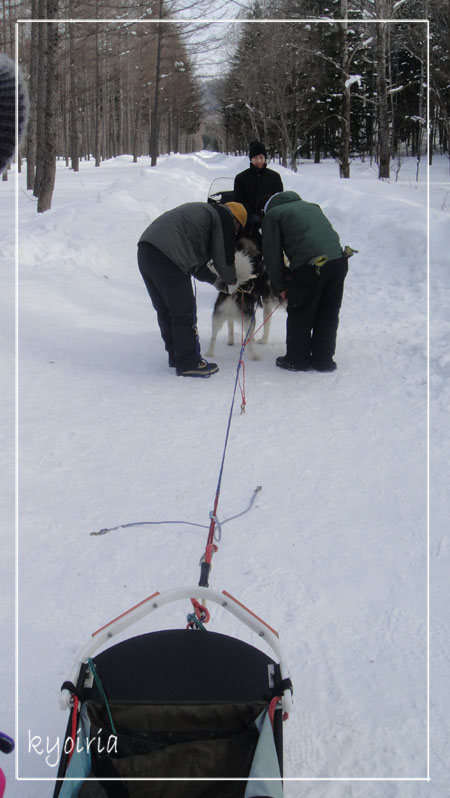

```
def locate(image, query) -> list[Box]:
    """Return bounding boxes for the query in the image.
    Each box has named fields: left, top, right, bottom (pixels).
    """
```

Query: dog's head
left=236, top=235, right=261, bottom=260
left=208, top=235, right=264, bottom=294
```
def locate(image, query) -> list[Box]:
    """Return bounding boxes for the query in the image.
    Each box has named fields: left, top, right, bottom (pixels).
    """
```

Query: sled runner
left=54, top=586, right=292, bottom=798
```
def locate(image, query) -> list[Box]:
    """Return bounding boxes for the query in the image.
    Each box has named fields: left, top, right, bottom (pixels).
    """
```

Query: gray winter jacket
left=139, top=202, right=237, bottom=284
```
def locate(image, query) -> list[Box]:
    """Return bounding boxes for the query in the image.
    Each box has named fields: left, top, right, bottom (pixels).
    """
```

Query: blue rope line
left=213, top=312, right=256, bottom=500
left=90, top=311, right=258, bottom=540
left=90, top=486, right=262, bottom=537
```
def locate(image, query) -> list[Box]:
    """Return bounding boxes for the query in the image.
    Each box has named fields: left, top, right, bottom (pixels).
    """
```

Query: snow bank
left=1, top=151, right=448, bottom=797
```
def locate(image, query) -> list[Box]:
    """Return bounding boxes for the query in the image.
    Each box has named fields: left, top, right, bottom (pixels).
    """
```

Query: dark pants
left=286, top=256, right=348, bottom=367
left=137, top=241, right=201, bottom=371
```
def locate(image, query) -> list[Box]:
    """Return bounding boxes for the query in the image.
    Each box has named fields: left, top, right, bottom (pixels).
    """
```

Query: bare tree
left=375, top=6, right=391, bottom=177
left=37, top=2, right=59, bottom=212
left=339, top=0, right=351, bottom=178
left=150, top=0, right=165, bottom=166
left=26, top=0, right=39, bottom=189
left=68, top=6, right=80, bottom=171
left=33, top=1, right=48, bottom=197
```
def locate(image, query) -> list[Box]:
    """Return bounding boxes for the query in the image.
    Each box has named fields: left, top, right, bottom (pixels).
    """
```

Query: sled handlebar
left=60, top=585, right=293, bottom=715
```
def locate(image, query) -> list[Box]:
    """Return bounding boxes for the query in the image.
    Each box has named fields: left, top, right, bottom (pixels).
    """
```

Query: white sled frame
left=207, top=176, right=235, bottom=204
left=60, top=585, right=293, bottom=715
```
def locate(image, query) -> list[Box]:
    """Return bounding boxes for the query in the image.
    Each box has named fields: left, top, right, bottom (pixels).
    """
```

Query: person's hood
left=266, top=190, right=302, bottom=212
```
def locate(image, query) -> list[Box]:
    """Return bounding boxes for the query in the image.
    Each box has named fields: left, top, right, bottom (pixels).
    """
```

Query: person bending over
left=261, top=191, right=349, bottom=373
left=137, top=201, right=247, bottom=378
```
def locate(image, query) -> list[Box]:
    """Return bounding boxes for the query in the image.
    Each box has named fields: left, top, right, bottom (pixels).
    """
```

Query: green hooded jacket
left=261, top=191, right=343, bottom=293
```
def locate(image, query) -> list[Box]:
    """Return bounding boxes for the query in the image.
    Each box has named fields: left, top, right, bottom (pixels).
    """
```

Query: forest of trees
left=215, top=0, right=449, bottom=178
left=1, top=0, right=213, bottom=208
left=1, top=0, right=449, bottom=210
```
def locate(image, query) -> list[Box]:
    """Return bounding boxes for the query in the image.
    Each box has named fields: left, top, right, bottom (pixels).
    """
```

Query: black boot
left=177, top=359, right=219, bottom=378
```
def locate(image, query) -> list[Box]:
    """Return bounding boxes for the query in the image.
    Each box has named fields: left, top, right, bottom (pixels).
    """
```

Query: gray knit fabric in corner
left=0, top=53, right=29, bottom=174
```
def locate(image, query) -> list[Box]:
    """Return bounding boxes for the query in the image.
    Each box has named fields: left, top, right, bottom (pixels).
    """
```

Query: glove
left=248, top=212, right=261, bottom=226
left=214, top=281, right=237, bottom=294
left=194, top=264, right=217, bottom=284
left=213, top=279, right=228, bottom=292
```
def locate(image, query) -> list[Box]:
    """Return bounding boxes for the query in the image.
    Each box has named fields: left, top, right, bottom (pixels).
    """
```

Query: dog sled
left=207, top=177, right=236, bottom=207
left=54, top=179, right=292, bottom=796
left=54, top=586, right=292, bottom=798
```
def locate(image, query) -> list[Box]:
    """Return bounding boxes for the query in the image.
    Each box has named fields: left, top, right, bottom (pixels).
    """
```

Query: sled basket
left=207, top=177, right=235, bottom=206
left=54, top=587, right=292, bottom=798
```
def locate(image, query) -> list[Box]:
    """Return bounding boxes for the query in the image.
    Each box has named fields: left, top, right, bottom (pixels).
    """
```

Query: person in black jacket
left=233, top=141, right=283, bottom=237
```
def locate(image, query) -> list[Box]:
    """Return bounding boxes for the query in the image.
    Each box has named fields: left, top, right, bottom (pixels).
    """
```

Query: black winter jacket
left=233, top=163, right=283, bottom=215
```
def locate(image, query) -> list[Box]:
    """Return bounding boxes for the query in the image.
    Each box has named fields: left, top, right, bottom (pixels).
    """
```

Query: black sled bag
left=53, top=588, right=292, bottom=798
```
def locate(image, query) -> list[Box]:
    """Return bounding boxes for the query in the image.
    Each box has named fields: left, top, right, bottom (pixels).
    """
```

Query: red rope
left=245, top=299, right=283, bottom=345
left=238, top=359, right=246, bottom=412
left=238, top=296, right=249, bottom=411
left=67, top=695, right=79, bottom=764
left=268, top=696, right=280, bottom=728
left=190, top=598, right=211, bottom=623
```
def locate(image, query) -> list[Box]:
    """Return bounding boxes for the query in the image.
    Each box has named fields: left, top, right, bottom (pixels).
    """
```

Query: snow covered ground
left=1, top=149, right=449, bottom=796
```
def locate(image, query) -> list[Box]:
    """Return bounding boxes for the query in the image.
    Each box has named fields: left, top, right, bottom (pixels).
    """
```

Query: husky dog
left=206, top=237, right=280, bottom=361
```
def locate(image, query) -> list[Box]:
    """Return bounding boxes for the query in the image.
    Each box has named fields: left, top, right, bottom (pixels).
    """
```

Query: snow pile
left=1, top=150, right=449, bottom=796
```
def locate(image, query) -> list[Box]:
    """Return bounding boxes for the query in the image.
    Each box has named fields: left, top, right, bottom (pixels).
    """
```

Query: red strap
left=190, top=598, right=211, bottom=623
left=67, top=695, right=79, bottom=764
left=238, top=359, right=246, bottom=412
left=268, top=696, right=280, bottom=728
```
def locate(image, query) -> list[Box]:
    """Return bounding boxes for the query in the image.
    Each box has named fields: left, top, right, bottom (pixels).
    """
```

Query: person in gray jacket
left=137, top=200, right=247, bottom=377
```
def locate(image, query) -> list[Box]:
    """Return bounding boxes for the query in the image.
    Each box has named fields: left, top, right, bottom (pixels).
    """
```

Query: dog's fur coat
left=206, top=237, right=280, bottom=361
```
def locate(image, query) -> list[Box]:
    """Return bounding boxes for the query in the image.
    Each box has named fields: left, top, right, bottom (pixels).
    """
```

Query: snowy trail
left=1, top=151, right=448, bottom=796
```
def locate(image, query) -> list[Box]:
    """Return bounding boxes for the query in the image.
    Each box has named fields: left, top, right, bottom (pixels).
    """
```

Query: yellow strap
left=343, top=245, right=359, bottom=258
left=309, top=254, right=328, bottom=268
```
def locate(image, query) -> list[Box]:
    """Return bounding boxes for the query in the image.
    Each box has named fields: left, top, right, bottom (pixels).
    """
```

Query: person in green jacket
left=260, top=191, right=348, bottom=372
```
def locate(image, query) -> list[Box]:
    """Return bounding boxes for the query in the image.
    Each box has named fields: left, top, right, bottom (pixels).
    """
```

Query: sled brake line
left=91, top=296, right=264, bottom=626
left=191, top=296, right=284, bottom=623
left=197, top=310, right=256, bottom=594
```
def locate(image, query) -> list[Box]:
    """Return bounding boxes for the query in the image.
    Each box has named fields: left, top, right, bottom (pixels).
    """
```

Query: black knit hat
left=249, top=140, right=267, bottom=160
left=0, top=53, right=29, bottom=175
